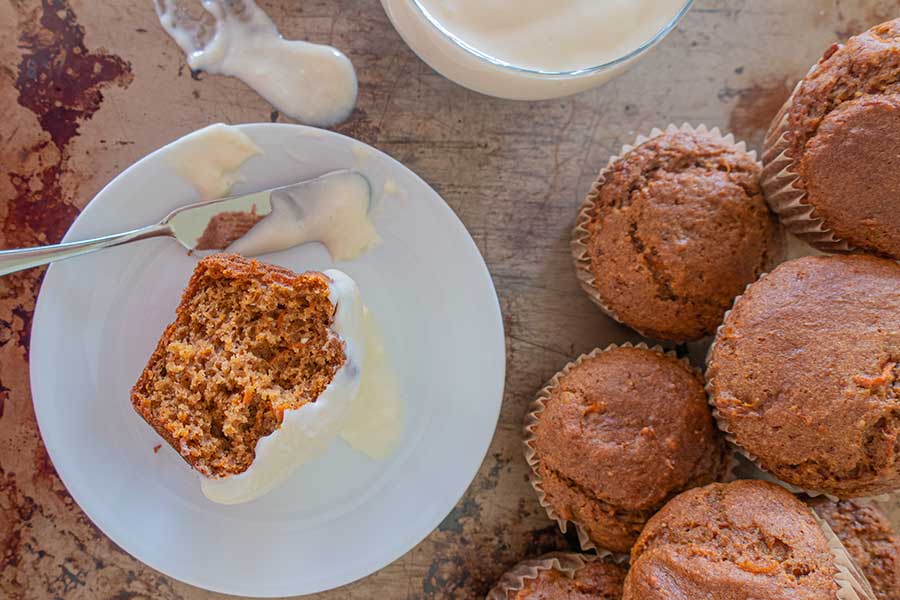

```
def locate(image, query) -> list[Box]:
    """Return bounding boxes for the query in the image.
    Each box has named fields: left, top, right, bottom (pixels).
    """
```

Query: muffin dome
left=490, top=554, right=626, bottom=600
left=764, top=19, right=900, bottom=258
left=624, top=480, right=838, bottom=600
left=809, top=498, right=900, bottom=600
left=577, top=128, right=782, bottom=342
left=528, top=346, right=728, bottom=553
left=708, top=254, right=900, bottom=497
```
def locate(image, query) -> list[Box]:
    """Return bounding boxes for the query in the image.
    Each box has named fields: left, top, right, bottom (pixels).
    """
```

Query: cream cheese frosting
left=227, top=170, right=380, bottom=261
left=155, top=0, right=357, bottom=127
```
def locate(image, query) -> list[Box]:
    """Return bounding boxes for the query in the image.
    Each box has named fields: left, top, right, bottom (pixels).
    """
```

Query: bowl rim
left=408, top=0, right=696, bottom=77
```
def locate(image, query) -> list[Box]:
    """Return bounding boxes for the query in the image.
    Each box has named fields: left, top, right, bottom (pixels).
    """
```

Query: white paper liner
left=811, top=509, right=878, bottom=599
left=705, top=273, right=899, bottom=503
left=485, top=551, right=618, bottom=600
left=571, top=123, right=763, bottom=341
left=760, top=61, right=854, bottom=254
left=523, top=342, right=733, bottom=555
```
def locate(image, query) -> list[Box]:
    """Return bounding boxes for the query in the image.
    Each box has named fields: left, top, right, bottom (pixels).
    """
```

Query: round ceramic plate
left=29, top=123, right=505, bottom=597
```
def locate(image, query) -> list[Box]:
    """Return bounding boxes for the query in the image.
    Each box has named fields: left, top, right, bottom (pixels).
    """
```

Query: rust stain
left=0, top=2, right=133, bottom=594
left=0, top=382, right=9, bottom=419
left=9, top=0, right=128, bottom=238
left=9, top=0, right=133, bottom=247
left=0, top=469, right=38, bottom=576
left=0, top=0, right=134, bottom=386
left=16, top=0, right=133, bottom=151
left=723, top=80, right=795, bottom=152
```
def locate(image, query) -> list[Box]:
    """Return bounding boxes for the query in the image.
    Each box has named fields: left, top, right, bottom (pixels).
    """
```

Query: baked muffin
left=625, top=480, right=838, bottom=599
left=809, top=498, right=900, bottom=600
left=762, top=19, right=900, bottom=258
left=132, top=254, right=366, bottom=504
left=708, top=254, right=900, bottom=498
left=526, top=345, right=729, bottom=553
left=487, top=553, right=626, bottom=600
left=573, top=127, right=783, bottom=342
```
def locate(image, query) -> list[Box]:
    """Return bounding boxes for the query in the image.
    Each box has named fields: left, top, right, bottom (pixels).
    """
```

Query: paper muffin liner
left=571, top=123, right=761, bottom=340
left=705, top=275, right=898, bottom=503
left=485, top=551, right=616, bottom=600
left=524, top=342, right=734, bottom=555
left=810, top=509, right=878, bottom=599
left=760, top=63, right=853, bottom=254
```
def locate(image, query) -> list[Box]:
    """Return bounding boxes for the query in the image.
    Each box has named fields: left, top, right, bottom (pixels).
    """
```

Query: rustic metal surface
left=1, top=0, right=898, bottom=598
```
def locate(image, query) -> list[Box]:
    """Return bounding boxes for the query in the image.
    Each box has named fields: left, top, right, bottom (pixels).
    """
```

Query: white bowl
left=380, top=0, right=695, bottom=100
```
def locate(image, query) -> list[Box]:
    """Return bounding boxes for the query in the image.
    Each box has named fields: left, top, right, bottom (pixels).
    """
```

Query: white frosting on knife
left=226, top=170, right=380, bottom=261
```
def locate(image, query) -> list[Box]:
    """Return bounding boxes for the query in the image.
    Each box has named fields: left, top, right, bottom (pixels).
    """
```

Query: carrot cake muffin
left=762, top=19, right=900, bottom=258
left=625, top=480, right=838, bottom=599
left=576, top=129, right=783, bottom=342
left=131, top=253, right=365, bottom=504
left=527, top=346, right=729, bottom=553
left=708, top=254, right=900, bottom=498
left=488, top=553, right=626, bottom=600
left=809, top=497, right=900, bottom=600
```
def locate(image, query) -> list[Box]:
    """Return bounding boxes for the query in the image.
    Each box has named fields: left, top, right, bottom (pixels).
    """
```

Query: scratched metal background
left=1, top=1, right=898, bottom=598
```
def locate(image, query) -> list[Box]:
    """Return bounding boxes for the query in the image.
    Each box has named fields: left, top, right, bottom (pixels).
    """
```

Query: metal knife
left=0, top=170, right=364, bottom=276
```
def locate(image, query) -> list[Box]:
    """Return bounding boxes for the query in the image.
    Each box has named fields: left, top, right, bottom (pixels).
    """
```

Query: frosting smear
left=156, top=0, right=358, bottom=127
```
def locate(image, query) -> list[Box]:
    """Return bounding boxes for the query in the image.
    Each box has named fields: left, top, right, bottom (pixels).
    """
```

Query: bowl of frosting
left=381, top=0, right=695, bottom=100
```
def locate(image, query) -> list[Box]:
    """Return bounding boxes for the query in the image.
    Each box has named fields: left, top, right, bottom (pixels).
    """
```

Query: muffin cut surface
left=131, top=254, right=346, bottom=478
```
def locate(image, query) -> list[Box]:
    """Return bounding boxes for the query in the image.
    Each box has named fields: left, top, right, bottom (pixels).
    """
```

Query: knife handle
left=0, top=223, right=173, bottom=276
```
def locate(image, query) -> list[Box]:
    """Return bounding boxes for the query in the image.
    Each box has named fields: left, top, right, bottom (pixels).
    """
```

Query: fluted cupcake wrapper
left=704, top=275, right=897, bottom=504
left=811, top=510, right=878, bottom=599
left=485, top=551, right=613, bottom=600
left=760, top=64, right=853, bottom=254
left=570, top=123, right=760, bottom=341
left=523, top=342, right=735, bottom=556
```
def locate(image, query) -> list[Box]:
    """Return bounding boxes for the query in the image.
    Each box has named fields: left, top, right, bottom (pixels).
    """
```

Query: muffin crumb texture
left=783, top=18, right=900, bottom=257
left=131, top=254, right=346, bottom=478
left=532, top=346, right=728, bottom=553
left=708, top=254, right=900, bottom=498
left=507, top=558, right=626, bottom=600
left=584, top=130, right=781, bottom=342
left=809, top=498, right=900, bottom=600
left=624, top=480, right=838, bottom=600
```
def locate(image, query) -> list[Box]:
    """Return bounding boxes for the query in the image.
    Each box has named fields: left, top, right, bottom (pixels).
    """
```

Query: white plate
left=29, top=124, right=505, bottom=597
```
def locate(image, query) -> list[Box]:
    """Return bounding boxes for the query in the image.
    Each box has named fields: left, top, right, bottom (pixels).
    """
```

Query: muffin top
left=624, top=480, right=838, bottom=600
left=507, top=557, right=626, bottom=600
left=534, top=346, right=726, bottom=515
left=708, top=254, right=900, bottom=497
left=584, top=130, right=782, bottom=342
left=785, top=19, right=900, bottom=257
left=809, top=498, right=900, bottom=600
